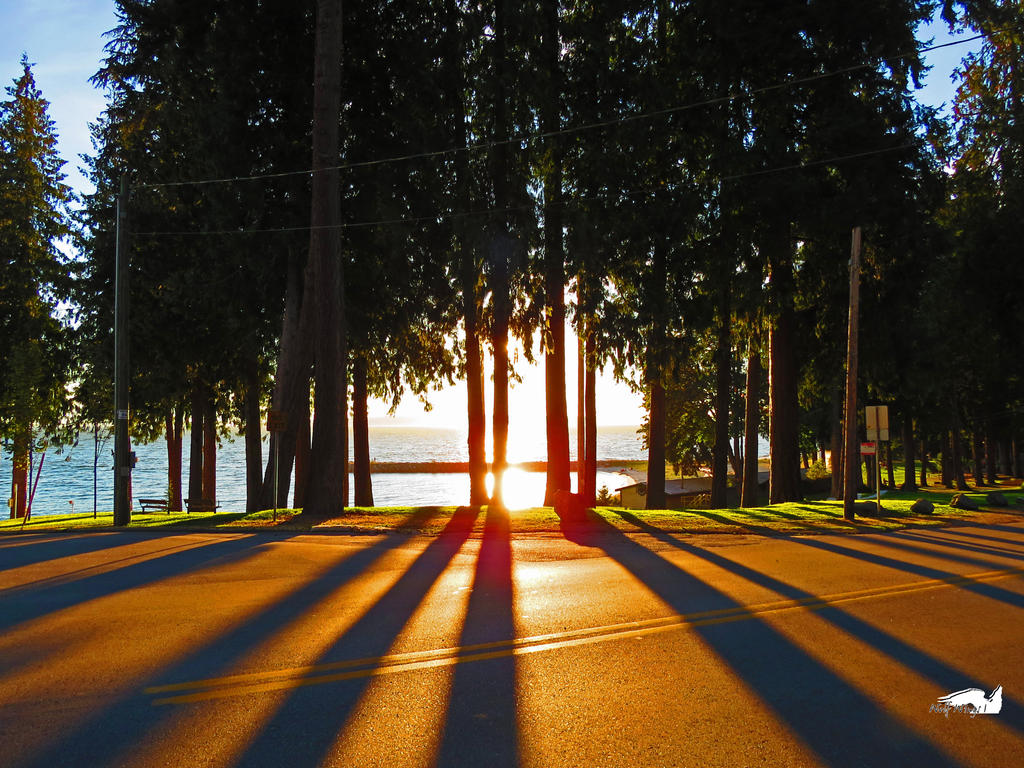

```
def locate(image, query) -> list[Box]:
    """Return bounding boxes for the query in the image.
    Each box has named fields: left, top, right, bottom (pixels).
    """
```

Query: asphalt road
left=1, top=511, right=1023, bottom=767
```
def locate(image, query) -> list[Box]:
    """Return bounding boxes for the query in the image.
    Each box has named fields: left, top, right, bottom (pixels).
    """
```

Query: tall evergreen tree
left=0, top=57, right=74, bottom=518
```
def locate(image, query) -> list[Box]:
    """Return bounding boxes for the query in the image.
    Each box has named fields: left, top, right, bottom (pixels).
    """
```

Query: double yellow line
left=146, top=565, right=1024, bottom=706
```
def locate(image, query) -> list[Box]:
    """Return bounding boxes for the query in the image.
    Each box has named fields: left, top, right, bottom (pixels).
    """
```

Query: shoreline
left=368, top=459, right=642, bottom=474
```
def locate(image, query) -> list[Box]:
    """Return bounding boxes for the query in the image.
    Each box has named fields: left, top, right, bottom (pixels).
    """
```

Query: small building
left=617, top=477, right=712, bottom=510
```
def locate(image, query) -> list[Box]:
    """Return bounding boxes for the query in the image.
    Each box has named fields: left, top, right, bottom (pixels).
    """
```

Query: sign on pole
left=865, top=405, right=889, bottom=442
left=267, top=410, right=288, bottom=433
left=860, top=442, right=877, bottom=456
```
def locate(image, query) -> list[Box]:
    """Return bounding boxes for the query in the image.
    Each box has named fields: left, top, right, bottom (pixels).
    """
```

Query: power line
left=133, top=31, right=987, bottom=192
left=133, top=141, right=917, bottom=237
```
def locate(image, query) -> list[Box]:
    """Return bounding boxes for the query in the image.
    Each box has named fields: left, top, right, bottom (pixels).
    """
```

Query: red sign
left=267, top=410, right=288, bottom=433
left=860, top=442, right=877, bottom=455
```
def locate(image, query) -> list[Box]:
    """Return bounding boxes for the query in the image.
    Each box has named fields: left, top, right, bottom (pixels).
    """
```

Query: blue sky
left=1, top=0, right=117, bottom=194
left=0, top=3, right=980, bottom=427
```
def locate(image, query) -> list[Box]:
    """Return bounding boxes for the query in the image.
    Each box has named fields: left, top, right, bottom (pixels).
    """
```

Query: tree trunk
left=442, top=0, right=487, bottom=507
left=710, top=284, right=731, bottom=509
left=830, top=388, right=843, bottom=499
left=1013, top=437, right=1020, bottom=479
left=741, top=343, right=762, bottom=507
left=940, top=436, right=952, bottom=487
left=244, top=362, right=262, bottom=512
left=463, top=304, right=487, bottom=506
left=303, top=0, right=347, bottom=517
left=541, top=0, right=570, bottom=507
left=972, top=430, right=985, bottom=486
left=842, top=227, right=861, bottom=519
left=951, top=429, right=969, bottom=490
left=646, top=232, right=668, bottom=510
left=768, top=230, right=802, bottom=504
left=541, top=293, right=570, bottom=503
left=646, top=380, right=667, bottom=510
left=202, top=386, right=217, bottom=506
left=342, top=369, right=350, bottom=508
left=353, top=356, right=373, bottom=506
left=583, top=332, right=598, bottom=506
left=985, top=423, right=997, bottom=482
left=769, top=305, right=802, bottom=503
left=577, top=331, right=585, bottom=490
left=294, top=382, right=311, bottom=508
left=886, top=443, right=895, bottom=488
left=489, top=0, right=513, bottom=508
left=165, top=406, right=183, bottom=511
left=728, top=438, right=743, bottom=479
left=261, top=249, right=309, bottom=509
left=901, top=412, right=916, bottom=491
left=920, top=440, right=929, bottom=486
left=491, top=244, right=511, bottom=507
left=10, top=432, right=28, bottom=519
left=188, top=385, right=204, bottom=508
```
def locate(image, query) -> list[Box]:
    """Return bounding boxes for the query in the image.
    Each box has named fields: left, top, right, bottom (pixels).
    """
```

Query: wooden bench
left=185, top=498, right=221, bottom=513
left=138, top=498, right=169, bottom=513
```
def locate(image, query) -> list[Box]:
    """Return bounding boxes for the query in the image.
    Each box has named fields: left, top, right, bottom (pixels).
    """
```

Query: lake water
left=2, top=425, right=648, bottom=516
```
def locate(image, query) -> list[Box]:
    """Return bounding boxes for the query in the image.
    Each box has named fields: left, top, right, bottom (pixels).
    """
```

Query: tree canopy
left=9, top=0, right=1023, bottom=517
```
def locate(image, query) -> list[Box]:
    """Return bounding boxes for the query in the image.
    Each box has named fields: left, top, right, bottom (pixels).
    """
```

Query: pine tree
left=0, top=57, right=74, bottom=518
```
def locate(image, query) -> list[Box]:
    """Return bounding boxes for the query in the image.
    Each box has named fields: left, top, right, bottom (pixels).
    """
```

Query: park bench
left=138, top=498, right=169, bottom=513
left=185, top=498, right=220, bottom=513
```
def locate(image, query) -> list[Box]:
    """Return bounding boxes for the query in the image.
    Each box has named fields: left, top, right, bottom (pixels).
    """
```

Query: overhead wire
left=134, top=141, right=919, bottom=237
left=131, top=30, right=988, bottom=192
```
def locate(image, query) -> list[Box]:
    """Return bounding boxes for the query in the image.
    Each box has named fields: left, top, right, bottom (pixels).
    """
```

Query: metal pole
left=114, top=175, right=131, bottom=527
left=876, top=445, right=882, bottom=513
left=273, top=437, right=280, bottom=521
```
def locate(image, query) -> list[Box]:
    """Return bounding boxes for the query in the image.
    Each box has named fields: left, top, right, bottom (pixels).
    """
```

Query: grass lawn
left=3, top=480, right=1021, bottom=536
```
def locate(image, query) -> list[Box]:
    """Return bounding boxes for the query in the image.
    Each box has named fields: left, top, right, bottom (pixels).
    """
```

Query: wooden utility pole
left=842, top=226, right=862, bottom=521
left=113, top=175, right=131, bottom=527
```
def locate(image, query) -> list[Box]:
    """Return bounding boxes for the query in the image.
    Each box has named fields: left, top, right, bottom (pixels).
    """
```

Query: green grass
left=0, top=508, right=304, bottom=533
left=4, top=483, right=1021, bottom=537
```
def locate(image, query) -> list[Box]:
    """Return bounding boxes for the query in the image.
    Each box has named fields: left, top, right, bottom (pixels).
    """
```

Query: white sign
left=860, top=442, right=876, bottom=456
left=866, top=405, right=889, bottom=442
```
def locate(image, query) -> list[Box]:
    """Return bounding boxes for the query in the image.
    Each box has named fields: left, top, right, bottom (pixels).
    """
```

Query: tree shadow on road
left=436, top=504, right=519, bottom=768
left=609, top=509, right=1024, bottom=739
left=0, top=530, right=157, bottom=572
left=11, top=508, right=446, bottom=768
left=559, top=510, right=965, bottom=768
left=889, top=528, right=1024, bottom=562
left=228, top=505, right=482, bottom=767
left=937, top=526, right=1024, bottom=546
left=0, top=532, right=284, bottom=635
left=791, top=532, right=1024, bottom=611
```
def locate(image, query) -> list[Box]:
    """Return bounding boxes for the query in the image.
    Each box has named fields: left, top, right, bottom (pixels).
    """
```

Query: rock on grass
left=911, top=498, right=934, bottom=515
left=949, top=493, right=979, bottom=511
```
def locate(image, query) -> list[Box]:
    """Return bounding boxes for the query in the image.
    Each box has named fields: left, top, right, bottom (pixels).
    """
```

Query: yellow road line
left=149, top=565, right=1024, bottom=706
